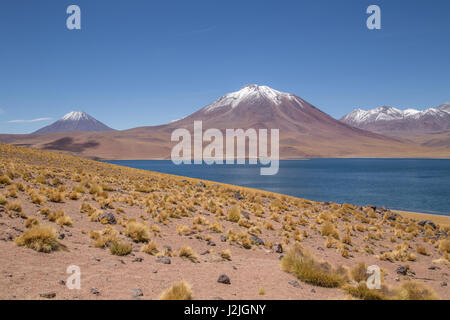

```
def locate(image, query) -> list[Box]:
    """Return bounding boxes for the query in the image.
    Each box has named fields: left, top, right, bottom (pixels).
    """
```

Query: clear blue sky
left=0, top=0, right=449, bottom=133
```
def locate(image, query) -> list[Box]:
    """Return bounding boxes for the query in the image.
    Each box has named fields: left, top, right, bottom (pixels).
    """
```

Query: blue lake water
left=104, top=159, right=450, bottom=216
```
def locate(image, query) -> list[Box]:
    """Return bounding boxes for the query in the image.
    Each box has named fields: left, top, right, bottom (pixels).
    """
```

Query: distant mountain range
left=0, top=86, right=449, bottom=159
left=34, top=111, right=114, bottom=134
left=340, top=103, right=450, bottom=135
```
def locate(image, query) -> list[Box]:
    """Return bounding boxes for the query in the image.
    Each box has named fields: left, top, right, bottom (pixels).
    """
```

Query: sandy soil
left=0, top=144, right=449, bottom=300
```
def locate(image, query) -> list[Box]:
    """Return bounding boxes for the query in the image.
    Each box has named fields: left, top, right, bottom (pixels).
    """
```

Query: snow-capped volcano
left=34, top=111, right=114, bottom=134
left=340, top=105, right=450, bottom=134
left=204, top=85, right=304, bottom=112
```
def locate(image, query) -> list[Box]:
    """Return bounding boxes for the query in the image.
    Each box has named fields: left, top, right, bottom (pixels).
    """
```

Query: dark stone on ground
left=131, top=288, right=143, bottom=297
left=275, top=243, right=283, bottom=253
left=220, top=235, right=227, bottom=242
left=156, top=256, right=171, bottom=264
left=418, top=220, right=437, bottom=229
left=90, top=288, right=100, bottom=295
left=99, top=211, right=117, bottom=225
left=250, top=235, right=264, bottom=246
left=396, top=265, right=408, bottom=276
left=218, top=274, right=231, bottom=285
left=288, top=280, right=302, bottom=288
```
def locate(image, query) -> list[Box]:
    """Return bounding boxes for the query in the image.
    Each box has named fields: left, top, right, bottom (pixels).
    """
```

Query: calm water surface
left=104, top=159, right=450, bottom=216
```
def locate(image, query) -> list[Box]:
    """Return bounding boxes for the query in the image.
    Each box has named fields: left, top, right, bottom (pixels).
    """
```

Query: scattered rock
left=232, top=266, right=237, bottom=270
left=418, top=220, right=437, bottom=229
left=279, top=255, right=284, bottom=260
left=288, top=280, right=302, bottom=288
left=93, top=257, right=101, bottom=262
left=200, top=250, right=210, bottom=255
left=163, top=245, right=172, bottom=252
left=118, top=259, right=126, bottom=265
left=90, top=288, right=100, bottom=295
left=58, top=280, right=66, bottom=285
left=66, top=231, right=72, bottom=237
left=152, top=269, right=158, bottom=273
left=98, top=211, right=117, bottom=225
left=213, top=296, right=224, bottom=300
left=275, top=243, right=283, bottom=254
left=40, top=292, right=56, bottom=299
left=207, top=240, right=216, bottom=246
left=197, top=182, right=206, bottom=188
left=310, top=289, right=316, bottom=293
left=217, top=274, right=231, bottom=285
left=132, top=257, right=143, bottom=262
left=104, top=263, right=117, bottom=267
left=250, top=235, right=264, bottom=246
left=441, top=282, right=447, bottom=287
left=317, top=247, right=324, bottom=251
left=396, top=266, right=408, bottom=276
left=220, top=235, right=227, bottom=242
left=156, top=256, right=171, bottom=264
left=131, top=288, right=143, bottom=297
left=428, top=265, right=440, bottom=270
left=233, top=192, right=244, bottom=200
left=241, top=211, right=250, bottom=220
left=395, top=278, right=400, bottom=282
left=58, top=233, right=65, bottom=240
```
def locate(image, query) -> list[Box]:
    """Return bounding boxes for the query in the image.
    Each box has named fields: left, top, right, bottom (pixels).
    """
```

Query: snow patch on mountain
left=204, top=85, right=303, bottom=112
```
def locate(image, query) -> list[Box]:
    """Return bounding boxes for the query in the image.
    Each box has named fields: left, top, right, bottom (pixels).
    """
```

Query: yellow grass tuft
left=14, top=225, right=59, bottom=253
left=178, top=245, right=199, bottom=263
left=109, top=241, right=132, bottom=256
left=125, top=221, right=150, bottom=242
left=159, top=281, right=193, bottom=300
left=281, top=244, right=346, bottom=288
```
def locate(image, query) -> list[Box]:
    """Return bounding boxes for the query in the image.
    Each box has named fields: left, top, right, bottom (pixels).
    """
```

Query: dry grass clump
left=258, top=287, right=266, bottom=295
left=416, top=245, right=430, bottom=256
left=219, top=249, right=232, bottom=261
left=438, top=239, right=450, bottom=254
left=6, top=200, right=22, bottom=212
left=281, top=244, right=347, bottom=288
left=90, top=226, right=119, bottom=248
left=159, top=281, right=193, bottom=300
left=14, top=225, right=59, bottom=253
left=56, top=215, right=73, bottom=227
left=396, top=281, right=439, bottom=300
left=350, top=262, right=368, bottom=283
left=31, top=193, right=46, bottom=205
left=140, top=240, right=159, bottom=255
left=49, top=190, right=65, bottom=203
left=109, top=241, right=132, bottom=256
left=320, top=221, right=339, bottom=239
left=227, top=205, right=241, bottom=222
left=125, top=221, right=150, bottom=242
left=25, top=217, right=40, bottom=228
left=0, top=195, right=6, bottom=205
left=208, top=221, right=223, bottom=233
left=178, top=246, right=199, bottom=263
left=343, top=283, right=387, bottom=300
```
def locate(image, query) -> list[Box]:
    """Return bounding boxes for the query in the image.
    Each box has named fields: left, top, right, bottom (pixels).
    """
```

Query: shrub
left=178, top=246, right=199, bottom=263
left=416, top=245, right=429, bottom=256
left=219, top=249, right=232, bottom=261
left=350, top=262, right=368, bottom=283
left=209, top=221, right=223, bottom=233
left=39, top=207, right=51, bottom=216
left=48, top=210, right=65, bottom=222
left=343, top=284, right=386, bottom=300
left=159, top=281, right=192, bottom=300
left=56, top=215, right=73, bottom=227
left=320, top=221, right=339, bottom=239
left=14, top=225, right=59, bottom=253
left=438, top=239, right=450, bottom=254
left=258, top=287, right=266, bottom=295
left=140, top=241, right=159, bottom=255
left=0, top=175, right=11, bottom=185
left=396, top=281, right=439, bottom=300
left=110, top=241, right=132, bottom=256
left=0, top=195, right=7, bottom=205
left=49, top=191, right=65, bottom=203
left=227, top=205, right=241, bottom=222
left=6, top=201, right=22, bottom=212
left=125, top=221, right=150, bottom=242
left=25, top=217, right=40, bottom=228
left=31, top=194, right=46, bottom=205
left=281, top=244, right=346, bottom=288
